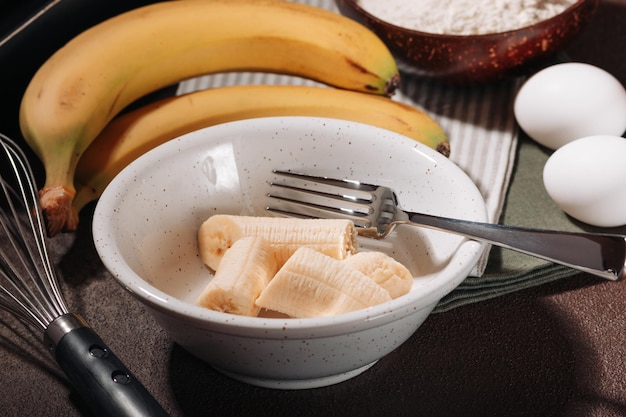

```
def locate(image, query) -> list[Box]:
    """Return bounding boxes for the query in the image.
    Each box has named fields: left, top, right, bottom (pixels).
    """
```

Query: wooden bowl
left=335, top=0, right=599, bottom=84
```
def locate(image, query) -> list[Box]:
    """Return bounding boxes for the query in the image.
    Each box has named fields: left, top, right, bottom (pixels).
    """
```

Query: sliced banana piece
left=255, top=247, right=391, bottom=318
left=197, top=236, right=277, bottom=316
left=198, top=214, right=358, bottom=270
left=344, top=251, right=413, bottom=299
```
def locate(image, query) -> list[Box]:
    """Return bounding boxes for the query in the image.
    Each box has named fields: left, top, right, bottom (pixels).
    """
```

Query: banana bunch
left=197, top=215, right=413, bottom=318
left=19, top=0, right=402, bottom=236
left=72, top=85, right=451, bottom=217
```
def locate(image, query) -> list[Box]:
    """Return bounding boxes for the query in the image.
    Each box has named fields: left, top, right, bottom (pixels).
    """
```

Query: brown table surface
left=1, top=1, right=626, bottom=416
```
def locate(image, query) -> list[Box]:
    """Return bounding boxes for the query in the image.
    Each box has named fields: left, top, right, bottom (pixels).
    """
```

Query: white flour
left=357, top=0, right=577, bottom=35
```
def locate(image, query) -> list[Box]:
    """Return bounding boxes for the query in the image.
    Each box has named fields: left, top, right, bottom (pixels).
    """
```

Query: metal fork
left=267, top=170, right=626, bottom=281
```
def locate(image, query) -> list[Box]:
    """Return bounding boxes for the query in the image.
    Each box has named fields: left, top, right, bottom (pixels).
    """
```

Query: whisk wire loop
left=0, top=134, right=68, bottom=330
left=0, top=134, right=172, bottom=416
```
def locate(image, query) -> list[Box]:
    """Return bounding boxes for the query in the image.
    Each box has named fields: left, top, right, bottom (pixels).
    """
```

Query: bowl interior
left=93, top=116, right=487, bottom=327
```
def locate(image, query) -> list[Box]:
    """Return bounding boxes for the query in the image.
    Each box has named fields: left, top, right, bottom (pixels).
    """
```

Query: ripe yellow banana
left=72, top=85, right=450, bottom=224
left=19, top=0, right=400, bottom=236
left=255, top=247, right=392, bottom=318
left=198, top=214, right=358, bottom=271
left=197, top=236, right=277, bottom=316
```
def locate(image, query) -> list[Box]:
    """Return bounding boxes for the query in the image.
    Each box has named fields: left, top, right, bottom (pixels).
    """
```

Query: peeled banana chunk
left=255, top=247, right=392, bottom=318
left=198, top=214, right=358, bottom=271
left=344, top=251, right=413, bottom=299
left=196, top=236, right=277, bottom=316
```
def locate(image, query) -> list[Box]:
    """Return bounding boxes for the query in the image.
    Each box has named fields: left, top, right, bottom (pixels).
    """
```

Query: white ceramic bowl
left=93, top=116, right=487, bottom=389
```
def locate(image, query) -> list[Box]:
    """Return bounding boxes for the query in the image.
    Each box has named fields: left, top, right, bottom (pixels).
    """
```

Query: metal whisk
left=0, top=134, right=170, bottom=417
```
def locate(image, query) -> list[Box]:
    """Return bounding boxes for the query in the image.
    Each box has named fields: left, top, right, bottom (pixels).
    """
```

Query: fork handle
left=404, top=211, right=626, bottom=281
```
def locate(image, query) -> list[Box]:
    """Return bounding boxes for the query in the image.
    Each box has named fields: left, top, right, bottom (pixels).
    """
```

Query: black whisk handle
left=51, top=323, right=171, bottom=417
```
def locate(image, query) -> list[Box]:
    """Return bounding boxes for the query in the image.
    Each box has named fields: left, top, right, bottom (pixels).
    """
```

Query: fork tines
left=267, top=170, right=376, bottom=227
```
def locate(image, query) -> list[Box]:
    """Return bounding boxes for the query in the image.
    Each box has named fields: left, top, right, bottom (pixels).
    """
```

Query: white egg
left=514, top=63, right=626, bottom=150
left=543, top=135, right=626, bottom=227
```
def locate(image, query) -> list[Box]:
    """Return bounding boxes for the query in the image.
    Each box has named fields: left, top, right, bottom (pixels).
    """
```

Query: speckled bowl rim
left=93, top=116, right=487, bottom=337
left=338, top=0, right=593, bottom=39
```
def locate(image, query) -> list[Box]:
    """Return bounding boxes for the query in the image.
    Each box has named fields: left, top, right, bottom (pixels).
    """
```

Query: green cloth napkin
left=434, top=136, right=602, bottom=313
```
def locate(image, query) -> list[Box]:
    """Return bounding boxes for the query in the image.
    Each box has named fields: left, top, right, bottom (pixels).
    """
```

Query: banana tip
left=385, top=73, right=401, bottom=97
left=436, top=142, right=451, bottom=158
left=39, top=186, right=78, bottom=236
